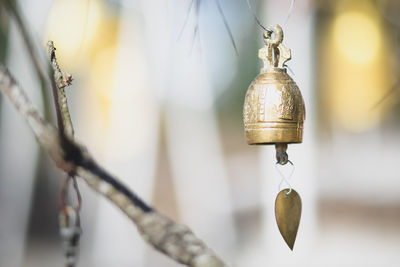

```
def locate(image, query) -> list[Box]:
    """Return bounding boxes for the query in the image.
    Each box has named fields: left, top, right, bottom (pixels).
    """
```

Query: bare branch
left=2, top=0, right=65, bottom=135
left=214, top=0, right=238, bottom=56
left=47, top=41, right=74, bottom=136
left=0, top=64, right=229, bottom=267
left=46, top=41, right=81, bottom=267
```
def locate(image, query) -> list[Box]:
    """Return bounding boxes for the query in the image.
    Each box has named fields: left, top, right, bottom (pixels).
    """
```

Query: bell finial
left=258, top=24, right=292, bottom=72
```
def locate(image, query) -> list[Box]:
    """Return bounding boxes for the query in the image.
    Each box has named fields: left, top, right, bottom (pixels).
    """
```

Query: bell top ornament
left=243, top=24, right=305, bottom=164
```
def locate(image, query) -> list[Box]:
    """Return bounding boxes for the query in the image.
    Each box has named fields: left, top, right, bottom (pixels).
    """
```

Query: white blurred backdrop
left=1, top=0, right=400, bottom=267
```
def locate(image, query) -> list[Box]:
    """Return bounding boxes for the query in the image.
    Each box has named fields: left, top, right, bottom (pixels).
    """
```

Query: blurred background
left=0, top=0, right=400, bottom=266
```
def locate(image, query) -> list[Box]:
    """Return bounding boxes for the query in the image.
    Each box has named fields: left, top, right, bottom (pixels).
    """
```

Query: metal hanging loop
left=264, top=24, right=284, bottom=46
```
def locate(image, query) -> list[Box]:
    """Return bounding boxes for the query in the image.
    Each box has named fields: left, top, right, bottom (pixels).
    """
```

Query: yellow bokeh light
left=46, top=0, right=101, bottom=61
left=90, top=45, right=117, bottom=118
left=333, top=12, right=381, bottom=64
left=321, top=4, right=393, bottom=133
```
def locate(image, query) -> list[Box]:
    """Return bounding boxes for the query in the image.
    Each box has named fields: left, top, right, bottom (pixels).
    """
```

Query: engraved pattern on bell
left=243, top=25, right=305, bottom=145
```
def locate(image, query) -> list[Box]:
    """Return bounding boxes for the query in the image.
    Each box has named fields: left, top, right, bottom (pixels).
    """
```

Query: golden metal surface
left=275, top=189, right=302, bottom=250
left=275, top=143, right=289, bottom=165
left=243, top=24, right=305, bottom=146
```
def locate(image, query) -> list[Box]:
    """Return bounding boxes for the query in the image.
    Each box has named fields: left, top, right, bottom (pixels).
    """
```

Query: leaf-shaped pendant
left=275, top=189, right=302, bottom=250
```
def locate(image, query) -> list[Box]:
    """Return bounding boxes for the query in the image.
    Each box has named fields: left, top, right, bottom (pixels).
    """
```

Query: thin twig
left=191, top=0, right=201, bottom=55
left=0, top=65, right=229, bottom=267
left=190, top=24, right=199, bottom=55
left=0, top=0, right=53, bottom=120
left=47, top=41, right=74, bottom=136
left=370, top=82, right=400, bottom=111
left=71, top=176, right=82, bottom=211
left=47, top=41, right=82, bottom=267
left=2, top=0, right=65, bottom=136
left=177, top=0, right=196, bottom=41
left=179, top=0, right=237, bottom=55
left=215, top=0, right=238, bottom=55
left=59, top=174, right=71, bottom=210
left=1, top=2, right=230, bottom=265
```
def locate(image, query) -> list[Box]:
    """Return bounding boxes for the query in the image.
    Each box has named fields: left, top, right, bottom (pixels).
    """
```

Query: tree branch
left=46, top=41, right=82, bottom=267
left=2, top=0, right=65, bottom=135
left=47, top=41, right=74, bottom=137
left=0, top=64, right=229, bottom=267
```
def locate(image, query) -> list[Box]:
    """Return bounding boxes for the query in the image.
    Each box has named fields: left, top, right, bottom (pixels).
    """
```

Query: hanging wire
left=283, top=0, right=295, bottom=27
left=215, top=0, right=238, bottom=55
left=245, top=0, right=296, bottom=30
left=177, top=0, right=196, bottom=41
left=286, top=65, right=295, bottom=76
left=245, top=0, right=268, bottom=31
left=275, top=160, right=295, bottom=195
left=189, top=0, right=201, bottom=55
left=189, top=24, right=199, bottom=55
left=178, top=0, right=237, bottom=55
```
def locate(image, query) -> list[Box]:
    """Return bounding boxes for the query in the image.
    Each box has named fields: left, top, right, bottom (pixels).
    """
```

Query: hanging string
left=178, top=0, right=237, bottom=55
left=189, top=0, right=201, bottom=55
left=245, top=0, right=295, bottom=30
left=286, top=65, right=295, bottom=76
left=275, top=160, right=295, bottom=195
left=283, top=0, right=295, bottom=27
left=215, top=0, right=239, bottom=55
left=246, top=0, right=268, bottom=31
left=177, top=0, right=196, bottom=41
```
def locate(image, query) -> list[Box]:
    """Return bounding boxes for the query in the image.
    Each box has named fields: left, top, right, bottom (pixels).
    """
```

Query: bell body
left=243, top=67, right=305, bottom=145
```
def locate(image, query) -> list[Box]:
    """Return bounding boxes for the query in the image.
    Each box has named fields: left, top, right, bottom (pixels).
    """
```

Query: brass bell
left=243, top=25, right=305, bottom=164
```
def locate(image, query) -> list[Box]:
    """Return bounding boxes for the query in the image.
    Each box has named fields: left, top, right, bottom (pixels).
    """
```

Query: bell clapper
left=275, top=188, right=302, bottom=251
